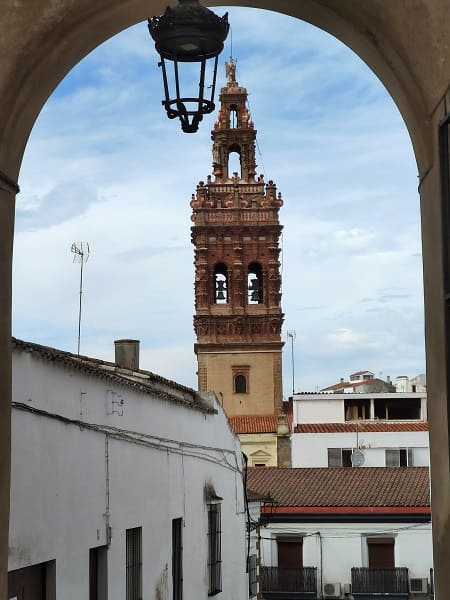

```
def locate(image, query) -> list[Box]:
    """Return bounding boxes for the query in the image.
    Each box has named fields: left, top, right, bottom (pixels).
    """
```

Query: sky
left=12, top=7, right=425, bottom=396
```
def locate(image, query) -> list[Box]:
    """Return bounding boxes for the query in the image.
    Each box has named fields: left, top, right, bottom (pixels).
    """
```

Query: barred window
left=172, top=518, right=183, bottom=600
left=207, top=503, right=222, bottom=596
left=248, top=554, right=258, bottom=597
left=126, top=527, right=142, bottom=600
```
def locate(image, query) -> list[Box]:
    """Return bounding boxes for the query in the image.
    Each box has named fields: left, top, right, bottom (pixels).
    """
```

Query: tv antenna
left=71, top=242, right=90, bottom=355
left=287, top=330, right=296, bottom=395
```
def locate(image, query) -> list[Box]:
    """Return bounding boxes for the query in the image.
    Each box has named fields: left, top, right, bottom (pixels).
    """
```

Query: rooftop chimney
left=114, top=339, right=140, bottom=370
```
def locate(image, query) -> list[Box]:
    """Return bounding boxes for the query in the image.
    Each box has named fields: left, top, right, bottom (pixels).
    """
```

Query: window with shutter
left=367, top=538, right=395, bottom=568
left=277, top=537, right=303, bottom=568
left=386, top=448, right=413, bottom=467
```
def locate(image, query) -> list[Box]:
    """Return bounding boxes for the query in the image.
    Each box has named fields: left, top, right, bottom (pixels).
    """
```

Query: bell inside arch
left=216, top=279, right=226, bottom=300
left=249, top=278, right=260, bottom=302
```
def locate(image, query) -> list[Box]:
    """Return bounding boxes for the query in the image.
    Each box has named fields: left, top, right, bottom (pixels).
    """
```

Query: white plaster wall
left=291, top=431, right=430, bottom=467
left=9, top=350, right=248, bottom=599
left=260, top=521, right=432, bottom=587
left=293, top=393, right=428, bottom=425
left=294, top=398, right=344, bottom=425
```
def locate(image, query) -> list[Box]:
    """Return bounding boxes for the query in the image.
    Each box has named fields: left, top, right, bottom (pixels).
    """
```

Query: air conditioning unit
left=342, top=583, right=352, bottom=595
left=323, top=582, right=341, bottom=598
left=409, top=578, right=428, bottom=593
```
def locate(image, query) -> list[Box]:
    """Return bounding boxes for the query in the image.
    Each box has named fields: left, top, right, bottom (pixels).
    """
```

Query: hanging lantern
left=148, top=0, right=229, bottom=133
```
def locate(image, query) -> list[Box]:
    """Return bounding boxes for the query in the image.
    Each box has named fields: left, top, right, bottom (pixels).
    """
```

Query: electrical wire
left=258, top=520, right=431, bottom=541
left=12, top=401, right=242, bottom=474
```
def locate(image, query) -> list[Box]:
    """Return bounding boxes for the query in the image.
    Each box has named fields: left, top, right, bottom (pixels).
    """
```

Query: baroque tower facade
left=191, top=61, right=285, bottom=425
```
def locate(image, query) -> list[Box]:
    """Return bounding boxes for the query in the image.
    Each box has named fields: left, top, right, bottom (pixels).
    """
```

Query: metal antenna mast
left=71, top=242, right=90, bottom=355
left=287, top=330, right=296, bottom=395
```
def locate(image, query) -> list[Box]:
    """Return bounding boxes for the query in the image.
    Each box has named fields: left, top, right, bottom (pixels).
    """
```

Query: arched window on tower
left=229, top=105, right=239, bottom=128
left=248, top=262, right=263, bottom=304
left=214, top=263, right=228, bottom=304
left=228, top=143, right=241, bottom=179
left=234, top=374, right=247, bottom=394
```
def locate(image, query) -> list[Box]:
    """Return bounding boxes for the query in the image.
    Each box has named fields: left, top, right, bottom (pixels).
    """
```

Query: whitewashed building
left=291, top=391, right=429, bottom=469
left=248, top=466, right=433, bottom=600
left=244, top=378, right=433, bottom=599
left=8, top=338, right=251, bottom=600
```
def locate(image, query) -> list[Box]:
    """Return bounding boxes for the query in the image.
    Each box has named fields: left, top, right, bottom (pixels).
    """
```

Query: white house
left=8, top=338, right=251, bottom=600
left=321, top=371, right=395, bottom=394
left=395, top=374, right=427, bottom=394
left=291, top=391, right=429, bottom=469
left=247, top=466, right=433, bottom=600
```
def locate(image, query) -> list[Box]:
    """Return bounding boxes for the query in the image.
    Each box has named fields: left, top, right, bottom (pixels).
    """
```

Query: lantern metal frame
left=148, top=0, right=229, bottom=133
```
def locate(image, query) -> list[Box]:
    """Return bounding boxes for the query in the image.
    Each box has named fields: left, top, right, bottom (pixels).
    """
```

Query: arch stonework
left=1, top=1, right=449, bottom=597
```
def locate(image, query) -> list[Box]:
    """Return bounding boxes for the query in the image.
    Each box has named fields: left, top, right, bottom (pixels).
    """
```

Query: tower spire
left=211, top=62, right=256, bottom=183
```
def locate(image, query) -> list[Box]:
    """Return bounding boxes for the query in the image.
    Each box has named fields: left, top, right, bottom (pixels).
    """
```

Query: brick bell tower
left=191, top=59, right=285, bottom=420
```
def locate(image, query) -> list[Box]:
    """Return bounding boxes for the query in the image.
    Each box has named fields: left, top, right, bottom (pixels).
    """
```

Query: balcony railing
left=351, top=567, right=409, bottom=594
left=261, top=566, right=317, bottom=593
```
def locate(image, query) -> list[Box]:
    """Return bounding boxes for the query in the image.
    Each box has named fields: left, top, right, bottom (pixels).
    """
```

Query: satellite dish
left=351, top=449, right=365, bottom=467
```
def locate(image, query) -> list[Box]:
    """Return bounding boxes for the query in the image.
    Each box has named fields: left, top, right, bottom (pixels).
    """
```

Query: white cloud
left=327, top=328, right=396, bottom=351
left=13, top=7, right=425, bottom=396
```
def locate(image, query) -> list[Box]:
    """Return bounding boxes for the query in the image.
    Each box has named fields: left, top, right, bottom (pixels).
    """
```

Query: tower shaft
left=191, top=62, right=284, bottom=418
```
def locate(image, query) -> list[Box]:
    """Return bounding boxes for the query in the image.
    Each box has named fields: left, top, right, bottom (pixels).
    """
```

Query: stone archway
left=1, top=1, right=450, bottom=598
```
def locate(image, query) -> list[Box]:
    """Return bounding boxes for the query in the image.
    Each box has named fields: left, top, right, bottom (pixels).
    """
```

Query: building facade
left=248, top=467, right=433, bottom=600
left=191, top=61, right=289, bottom=465
left=291, top=390, right=429, bottom=469
left=9, top=338, right=250, bottom=600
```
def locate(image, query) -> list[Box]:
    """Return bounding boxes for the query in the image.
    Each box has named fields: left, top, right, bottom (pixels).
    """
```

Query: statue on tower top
left=225, top=58, right=236, bottom=84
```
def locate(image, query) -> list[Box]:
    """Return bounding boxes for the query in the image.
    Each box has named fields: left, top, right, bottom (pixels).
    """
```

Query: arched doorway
left=1, top=2, right=449, bottom=598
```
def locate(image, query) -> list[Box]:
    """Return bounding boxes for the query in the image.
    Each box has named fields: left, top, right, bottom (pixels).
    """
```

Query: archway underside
left=1, top=1, right=450, bottom=598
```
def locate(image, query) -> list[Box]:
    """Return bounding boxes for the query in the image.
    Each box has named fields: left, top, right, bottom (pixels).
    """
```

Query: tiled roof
left=350, top=370, right=374, bottom=377
left=229, top=414, right=293, bottom=434
left=247, top=467, right=430, bottom=509
left=247, top=488, right=271, bottom=502
left=322, top=378, right=386, bottom=391
left=229, top=415, right=278, bottom=433
left=12, top=338, right=215, bottom=413
left=294, top=422, right=429, bottom=433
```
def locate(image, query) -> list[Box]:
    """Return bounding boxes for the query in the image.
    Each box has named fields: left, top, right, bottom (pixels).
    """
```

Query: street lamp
left=148, top=0, right=229, bottom=133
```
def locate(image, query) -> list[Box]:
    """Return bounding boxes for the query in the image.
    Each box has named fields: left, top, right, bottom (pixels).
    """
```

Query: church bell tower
left=191, top=60, right=284, bottom=419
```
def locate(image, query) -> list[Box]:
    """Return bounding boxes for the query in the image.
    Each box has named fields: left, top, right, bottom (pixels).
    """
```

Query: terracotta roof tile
left=229, top=414, right=293, bottom=434
left=294, top=422, right=429, bottom=433
left=229, top=415, right=278, bottom=433
left=247, top=488, right=271, bottom=502
left=322, top=378, right=386, bottom=391
left=349, top=370, right=374, bottom=377
left=247, top=467, right=430, bottom=508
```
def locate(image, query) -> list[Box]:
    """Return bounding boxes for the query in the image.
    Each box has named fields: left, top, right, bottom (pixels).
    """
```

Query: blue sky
left=13, top=7, right=424, bottom=395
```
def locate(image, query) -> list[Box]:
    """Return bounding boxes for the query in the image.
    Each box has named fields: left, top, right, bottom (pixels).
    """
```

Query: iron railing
left=351, top=567, right=409, bottom=594
left=260, top=566, right=317, bottom=593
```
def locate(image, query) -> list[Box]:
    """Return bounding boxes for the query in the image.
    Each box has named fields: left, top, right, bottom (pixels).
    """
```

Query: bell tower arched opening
left=214, top=263, right=228, bottom=304
left=247, top=262, right=263, bottom=304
